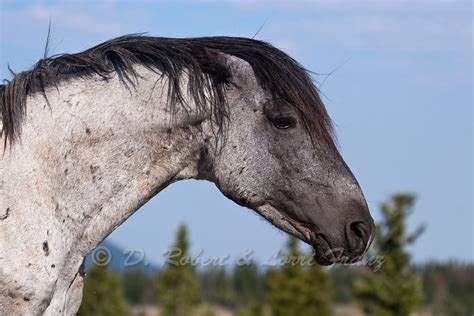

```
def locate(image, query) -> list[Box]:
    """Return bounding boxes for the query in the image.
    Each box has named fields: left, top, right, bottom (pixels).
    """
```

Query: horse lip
left=274, top=209, right=316, bottom=245
left=294, top=222, right=315, bottom=243
left=258, top=202, right=311, bottom=243
left=263, top=203, right=322, bottom=246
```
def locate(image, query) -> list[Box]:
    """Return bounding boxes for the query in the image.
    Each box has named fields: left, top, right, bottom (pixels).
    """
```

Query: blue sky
left=1, top=0, right=472, bottom=266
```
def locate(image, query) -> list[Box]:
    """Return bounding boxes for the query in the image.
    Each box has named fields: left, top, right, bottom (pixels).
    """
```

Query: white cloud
left=0, top=1, right=155, bottom=54
left=251, top=1, right=472, bottom=89
left=0, top=0, right=470, bottom=88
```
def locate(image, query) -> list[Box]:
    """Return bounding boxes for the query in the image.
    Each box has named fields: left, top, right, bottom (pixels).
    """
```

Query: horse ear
left=191, top=47, right=231, bottom=85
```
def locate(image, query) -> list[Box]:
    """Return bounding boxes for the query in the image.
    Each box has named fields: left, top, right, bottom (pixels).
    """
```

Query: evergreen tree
left=78, top=264, right=128, bottom=316
left=237, top=303, right=272, bottom=316
left=156, top=224, right=201, bottom=316
left=122, top=268, right=154, bottom=305
left=199, top=266, right=234, bottom=307
left=215, top=268, right=234, bottom=306
left=266, top=237, right=332, bottom=316
left=233, top=261, right=265, bottom=307
left=354, top=193, right=424, bottom=316
left=420, top=262, right=474, bottom=316
left=329, top=265, right=358, bottom=303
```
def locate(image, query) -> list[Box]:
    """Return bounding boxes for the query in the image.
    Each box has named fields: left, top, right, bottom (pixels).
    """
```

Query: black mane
left=0, top=35, right=335, bottom=147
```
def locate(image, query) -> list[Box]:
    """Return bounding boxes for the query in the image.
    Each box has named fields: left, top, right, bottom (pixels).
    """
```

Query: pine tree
left=233, top=260, right=265, bottom=307
left=215, top=268, right=234, bottom=306
left=122, top=268, right=154, bottom=305
left=199, top=266, right=234, bottom=307
left=156, top=224, right=201, bottom=316
left=354, top=193, right=424, bottom=316
left=78, top=264, right=128, bottom=316
left=266, top=237, right=332, bottom=316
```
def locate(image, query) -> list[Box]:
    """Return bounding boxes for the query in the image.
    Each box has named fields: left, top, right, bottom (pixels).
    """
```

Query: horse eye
left=272, top=117, right=296, bottom=129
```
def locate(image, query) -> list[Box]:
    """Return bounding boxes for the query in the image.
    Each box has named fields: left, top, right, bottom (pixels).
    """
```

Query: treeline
left=78, top=194, right=474, bottom=316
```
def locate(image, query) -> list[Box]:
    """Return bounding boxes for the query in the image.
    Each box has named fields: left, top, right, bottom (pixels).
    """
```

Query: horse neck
left=0, top=68, right=211, bottom=313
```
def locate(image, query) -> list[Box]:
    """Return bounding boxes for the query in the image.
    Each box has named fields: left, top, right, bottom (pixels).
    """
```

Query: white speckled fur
left=0, top=54, right=268, bottom=315
left=0, top=53, right=372, bottom=315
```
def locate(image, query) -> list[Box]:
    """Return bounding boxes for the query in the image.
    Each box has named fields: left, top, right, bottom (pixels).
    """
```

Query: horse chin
left=313, top=252, right=334, bottom=266
left=312, top=244, right=346, bottom=266
left=311, top=234, right=339, bottom=266
left=312, top=237, right=369, bottom=266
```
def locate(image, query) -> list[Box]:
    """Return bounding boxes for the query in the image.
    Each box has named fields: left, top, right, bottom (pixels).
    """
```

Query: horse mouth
left=255, top=203, right=333, bottom=264
left=293, top=224, right=344, bottom=266
left=256, top=203, right=373, bottom=266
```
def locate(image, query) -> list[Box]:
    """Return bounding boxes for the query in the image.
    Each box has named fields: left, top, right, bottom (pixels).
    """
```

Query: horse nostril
left=351, top=222, right=365, bottom=239
left=346, top=221, right=369, bottom=254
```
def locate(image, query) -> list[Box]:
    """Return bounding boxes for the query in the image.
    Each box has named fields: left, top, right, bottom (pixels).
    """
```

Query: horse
left=0, top=35, right=374, bottom=315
